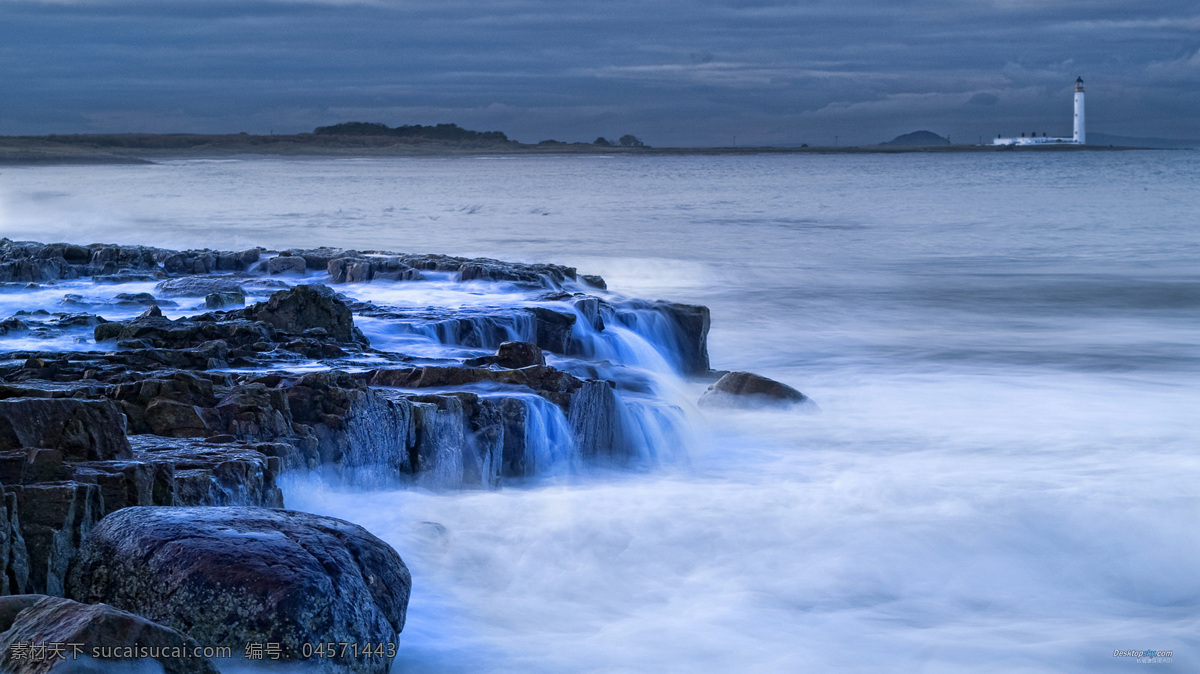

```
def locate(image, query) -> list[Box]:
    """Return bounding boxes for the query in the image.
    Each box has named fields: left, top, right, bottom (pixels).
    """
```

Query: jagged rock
left=130, top=436, right=283, bottom=508
left=204, top=289, right=245, bottom=309
left=0, top=595, right=219, bottom=674
left=13, top=482, right=102, bottom=595
left=286, top=371, right=412, bottom=480
left=155, top=276, right=244, bottom=297
left=267, top=254, right=307, bottom=275
left=248, top=284, right=359, bottom=342
left=0, top=485, right=30, bottom=595
left=69, top=507, right=410, bottom=674
left=698, top=371, right=809, bottom=407
left=0, top=398, right=131, bottom=461
left=328, top=257, right=423, bottom=284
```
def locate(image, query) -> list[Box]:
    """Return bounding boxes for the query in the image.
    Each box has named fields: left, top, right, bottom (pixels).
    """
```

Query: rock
left=0, top=398, right=131, bottom=461
left=69, top=506, right=410, bottom=674
left=654, top=301, right=710, bottom=375
left=0, top=595, right=219, bottom=674
left=113, top=292, right=173, bottom=307
left=215, top=248, right=261, bottom=271
left=327, top=257, right=373, bottom=283
left=155, top=277, right=244, bottom=297
left=204, top=289, right=245, bottom=309
left=0, top=594, right=40, bottom=632
left=698, top=371, right=809, bottom=407
left=580, top=274, right=607, bottom=290
left=267, top=255, right=307, bottom=276
left=496, top=341, right=546, bottom=368
left=249, top=284, right=358, bottom=342
left=527, top=307, right=576, bottom=354
left=466, top=341, right=546, bottom=369
left=143, top=399, right=210, bottom=438
left=14, top=482, right=102, bottom=595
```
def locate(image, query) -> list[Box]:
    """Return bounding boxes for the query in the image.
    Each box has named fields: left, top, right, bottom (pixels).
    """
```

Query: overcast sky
left=1, top=0, right=1197, bottom=145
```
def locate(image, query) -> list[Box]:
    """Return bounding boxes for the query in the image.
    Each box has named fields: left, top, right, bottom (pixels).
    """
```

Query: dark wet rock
left=328, top=257, right=374, bottom=283
left=204, top=289, right=246, bottom=309
left=12, top=482, right=102, bottom=595
left=128, top=436, right=283, bottom=508
left=215, top=248, right=261, bottom=272
left=366, top=365, right=582, bottom=405
left=494, top=340, right=547, bottom=368
left=286, top=371, right=412, bottom=480
left=0, top=398, right=131, bottom=461
left=642, top=300, right=710, bottom=375
left=246, top=283, right=360, bottom=343
left=114, top=292, right=174, bottom=307
left=0, top=595, right=219, bottom=674
left=698, top=371, right=809, bottom=407
left=580, top=274, right=607, bottom=290
left=0, top=594, right=39, bottom=632
left=0, top=449, right=70, bottom=485
left=287, top=246, right=354, bottom=271
left=69, top=506, right=410, bottom=674
left=466, top=341, right=546, bottom=369
left=566, top=379, right=625, bottom=463
left=143, top=399, right=210, bottom=437
left=267, top=254, right=307, bottom=276
left=155, top=276, right=244, bottom=297
left=328, top=256, right=423, bottom=284
left=1, top=485, right=30, bottom=595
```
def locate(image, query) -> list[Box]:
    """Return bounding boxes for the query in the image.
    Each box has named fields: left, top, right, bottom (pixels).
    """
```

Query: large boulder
left=248, top=284, right=358, bottom=342
left=0, top=595, right=218, bottom=674
left=68, top=506, right=411, bottom=674
left=698, top=371, right=810, bottom=408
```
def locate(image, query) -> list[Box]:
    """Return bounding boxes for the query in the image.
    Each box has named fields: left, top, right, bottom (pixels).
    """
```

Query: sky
left=0, top=0, right=1197, bottom=146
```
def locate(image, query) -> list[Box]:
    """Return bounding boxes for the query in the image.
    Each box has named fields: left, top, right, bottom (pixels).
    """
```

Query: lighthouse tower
left=1073, top=77, right=1086, bottom=144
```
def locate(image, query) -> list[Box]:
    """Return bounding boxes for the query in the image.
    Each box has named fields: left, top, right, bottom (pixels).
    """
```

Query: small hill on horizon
left=312, top=122, right=509, bottom=143
left=882, top=130, right=950, bottom=146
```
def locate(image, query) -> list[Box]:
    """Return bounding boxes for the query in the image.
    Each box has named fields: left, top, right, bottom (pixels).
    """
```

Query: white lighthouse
left=1073, top=77, right=1086, bottom=144
left=992, top=77, right=1087, bottom=146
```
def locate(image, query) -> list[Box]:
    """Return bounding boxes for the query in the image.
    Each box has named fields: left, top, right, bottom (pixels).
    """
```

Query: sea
left=2, top=150, right=1199, bottom=672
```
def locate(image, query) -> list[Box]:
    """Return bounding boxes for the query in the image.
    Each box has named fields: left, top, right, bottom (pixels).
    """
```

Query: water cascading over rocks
left=0, top=238, right=713, bottom=664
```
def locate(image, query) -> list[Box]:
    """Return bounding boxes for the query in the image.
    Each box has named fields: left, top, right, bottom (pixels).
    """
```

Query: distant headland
left=0, top=121, right=1157, bottom=165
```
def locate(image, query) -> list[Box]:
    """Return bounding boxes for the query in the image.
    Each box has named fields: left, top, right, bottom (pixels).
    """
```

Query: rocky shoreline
left=0, top=237, right=717, bottom=672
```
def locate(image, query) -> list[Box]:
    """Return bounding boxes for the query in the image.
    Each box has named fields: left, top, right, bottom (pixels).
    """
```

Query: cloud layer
left=1, top=0, right=1196, bottom=144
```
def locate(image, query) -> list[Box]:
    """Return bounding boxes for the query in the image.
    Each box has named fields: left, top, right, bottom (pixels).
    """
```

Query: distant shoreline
left=0, top=132, right=1154, bottom=165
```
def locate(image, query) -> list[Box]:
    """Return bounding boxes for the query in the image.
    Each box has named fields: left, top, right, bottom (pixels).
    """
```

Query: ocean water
left=3, top=151, right=1200, bottom=672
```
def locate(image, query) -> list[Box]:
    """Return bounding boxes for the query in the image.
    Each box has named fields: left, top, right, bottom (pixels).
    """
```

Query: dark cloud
left=0, top=0, right=1196, bottom=144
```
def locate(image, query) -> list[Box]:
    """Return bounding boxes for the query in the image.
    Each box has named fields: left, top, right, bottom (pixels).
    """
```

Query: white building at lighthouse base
left=992, top=135, right=1078, bottom=146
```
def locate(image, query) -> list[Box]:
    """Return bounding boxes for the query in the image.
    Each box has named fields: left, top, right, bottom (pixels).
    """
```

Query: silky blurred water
left=4, top=151, right=1200, bottom=672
